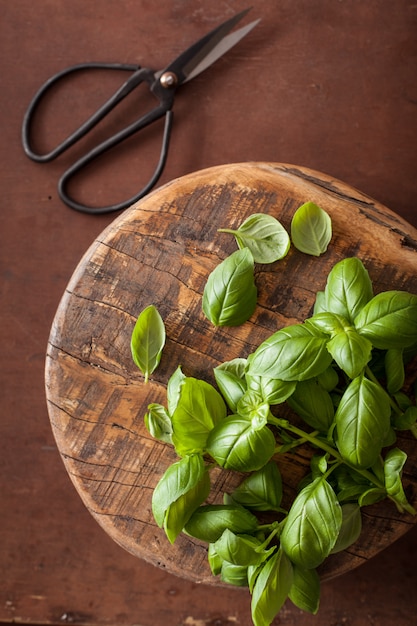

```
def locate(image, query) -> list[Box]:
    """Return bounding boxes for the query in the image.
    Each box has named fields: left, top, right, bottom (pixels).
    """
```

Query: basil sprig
left=132, top=256, right=417, bottom=626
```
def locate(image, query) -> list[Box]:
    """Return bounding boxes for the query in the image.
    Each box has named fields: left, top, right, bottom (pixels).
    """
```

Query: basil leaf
left=358, top=487, right=386, bottom=507
left=206, top=416, right=276, bottom=472
left=384, top=448, right=410, bottom=513
left=251, top=548, right=293, bottom=626
left=287, top=378, right=335, bottom=432
left=326, top=329, right=372, bottom=379
left=393, top=405, right=417, bottom=431
left=202, top=248, right=257, bottom=326
left=335, top=375, right=391, bottom=468
left=354, top=290, right=417, bottom=349
left=152, top=454, right=210, bottom=542
left=218, top=213, right=291, bottom=263
left=229, top=461, right=283, bottom=512
left=220, top=561, right=249, bottom=587
left=316, top=365, right=339, bottom=392
left=130, top=304, right=166, bottom=382
left=385, top=348, right=405, bottom=394
left=171, top=377, right=227, bottom=456
left=248, top=323, right=333, bottom=381
left=290, top=201, right=332, bottom=256
left=236, top=390, right=270, bottom=426
left=288, top=565, right=320, bottom=615
left=184, top=504, right=258, bottom=543
left=280, top=476, right=342, bottom=569
left=208, top=543, right=223, bottom=576
left=214, top=358, right=248, bottom=412
left=246, top=372, right=296, bottom=405
left=144, top=403, right=173, bottom=443
left=167, top=365, right=186, bottom=416
left=323, top=257, right=373, bottom=322
left=214, top=529, right=265, bottom=566
left=330, top=503, right=362, bottom=553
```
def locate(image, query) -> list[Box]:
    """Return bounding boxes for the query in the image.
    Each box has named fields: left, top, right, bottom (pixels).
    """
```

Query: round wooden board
left=46, top=162, right=417, bottom=585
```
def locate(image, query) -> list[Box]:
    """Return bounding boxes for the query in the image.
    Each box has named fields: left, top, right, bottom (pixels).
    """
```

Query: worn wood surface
left=3, top=1, right=417, bottom=624
left=45, top=162, right=417, bottom=585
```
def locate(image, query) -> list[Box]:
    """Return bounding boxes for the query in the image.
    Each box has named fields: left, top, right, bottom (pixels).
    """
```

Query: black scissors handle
left=22, top=63, right=175, bottom=214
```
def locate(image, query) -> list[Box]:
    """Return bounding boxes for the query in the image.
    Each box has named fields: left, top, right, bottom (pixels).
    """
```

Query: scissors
left=22, top=8, right=259, bottom=215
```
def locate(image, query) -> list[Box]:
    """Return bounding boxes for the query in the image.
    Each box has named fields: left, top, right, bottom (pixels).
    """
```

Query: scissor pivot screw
left=160, top=71, right=178, bottom=88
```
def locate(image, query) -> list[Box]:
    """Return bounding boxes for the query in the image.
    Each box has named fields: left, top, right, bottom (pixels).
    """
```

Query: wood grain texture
left=45, top=162, right=417, bottom=585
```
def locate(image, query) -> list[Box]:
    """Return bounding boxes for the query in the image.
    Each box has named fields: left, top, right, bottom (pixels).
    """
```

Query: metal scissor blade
left=184, top=18, right=261, bottom=82
left=162, top=8, right=259, bottom=85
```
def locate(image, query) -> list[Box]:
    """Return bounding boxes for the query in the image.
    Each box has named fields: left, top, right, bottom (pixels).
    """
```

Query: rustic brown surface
left=45, top=161, right=417, bottom=586
left=2, top=1, right=417, bottom=625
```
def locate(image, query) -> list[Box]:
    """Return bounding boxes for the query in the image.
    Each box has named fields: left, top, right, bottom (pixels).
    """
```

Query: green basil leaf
left=229, top=461, right=283, bottom=512
left=151, top=454, right=209, bottom=538
left=354, top=290, right=417, bottom=349
left=316, top=365, right=339, bottom=392
left=219, top=213, right=291, bottom=263
left=358, top=487, right=386, bottom=507
left=393, top=405, right=417, bottom=431
left=246, top=372, right=296, bottom=405
left=202, top=248, right=257, bottom=326
left=287, top=378, right=335, bottom=432
left=171, top=377, right=227, bottom=456
left=214, top=529, right=264, bottom=566
left=236, top=390, right=270, bottom=427
left=323, top=257, right=374, bottom=322
left=251, top=548, right=293, bottom=626
left=335, top=375, right=391, bottom=468
left=330, top=503, right=362, bottom=553
left=280, top=476, right=342, bottom=569
left=130, top=304, right=166, bottom=382
left=383, top=448, right=410, bottom=513
left=184, top=504, right=258, bottom=543
left=208, top=543, right=223, bottom=576
left=290, top=201, right=332, bottom=256
left=385, top=348, right=405, bottom=394
left=214, top=358, right=248, bottom=412
left=220, top=561, right=249, bottom=587
left=313, top=290, right=326, bottom=315
left=167, top=365, right=186, bottom=416
left=144, top=403, right=173, bottom=443
left=206, top=416, right=276, bottom=472
left=288, top=565, right=320, bottom=615
left=326, top=329, right=372, bottom=379
left=163, top=470, right=211, bottom=543
left=248, top=323, right=333, bottom=381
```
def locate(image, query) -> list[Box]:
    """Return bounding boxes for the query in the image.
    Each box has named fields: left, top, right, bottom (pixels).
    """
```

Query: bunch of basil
left=131, top=214, right=417, bottom=626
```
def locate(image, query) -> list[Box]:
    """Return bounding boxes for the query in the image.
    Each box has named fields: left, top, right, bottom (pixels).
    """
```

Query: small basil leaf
left=184, top=504, right=258, bottom=543
left=151, top=454, right=209, bottom=536
left=246, top=372, right=296, bottom=405
left=214, top=358, right=248, bottom=412
left=163, top=470, right=211, bottom=543
left=287, top=378, right=335, bottom=432
left=219, top=213, right=291, bottom=263
left=316, top=365, right=339, bottom=392
left=208, top=543, right=223, bottom=576
left=214, top=529, right=264, bottom=566
left=323, top=257, right=373, bottom=322
left=167, top=365, right=186, bottom=416
left=288, top=565, right=320, bottom=615
left=330, top=503, right=362, bottom=553
left=354, top=290, right=417, bottom=349
left=144, top=403, right=173, bottom=443
left=206, top=416, right=276, bottom=472
left=171, top=377, right=227, bottom=456
left=383, top=448, right=410, bottom=513
left=236, top=390, right=270, bottom=427
left=229, top=461, right=283, bottom=512
left=358, top=487, right=386, bottom=506
left=251, top=548, right=293, bottom=626
left=280, top=476, right=342, bottom=569
left=202, top=248, right=257, bottom=327
left=130, top=304, right=166, bottom=383
left=385, top=348, right=405, bottom=394
left=326, top=329, right=372, bottom=379
left=393, top=405, right=417, bottom=431
left=290, top=201, right=332, bottom=256
left=220, top=561, right=249, bottom=587
left=248, top=323, right=333, bottom=381
left=335, top=375, right=391, bottom=468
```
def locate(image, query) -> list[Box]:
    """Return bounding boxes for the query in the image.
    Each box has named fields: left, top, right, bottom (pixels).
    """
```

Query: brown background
left=2, top=1, right=417, bottom=625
